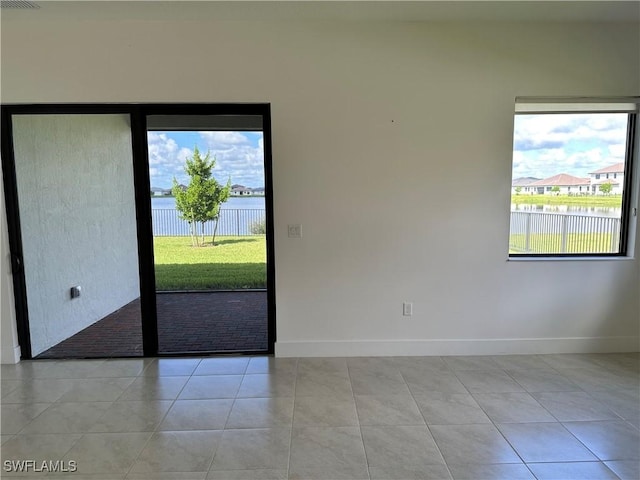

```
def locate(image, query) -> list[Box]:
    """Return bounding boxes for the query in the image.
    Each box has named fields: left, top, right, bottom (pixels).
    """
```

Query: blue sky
left=148, top=131, right=264, bottom=189
left=512, top=113, right=628, bottom=179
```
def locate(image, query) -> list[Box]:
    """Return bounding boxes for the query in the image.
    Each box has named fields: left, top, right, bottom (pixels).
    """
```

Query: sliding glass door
left=2, top=104, right=275, bottom=359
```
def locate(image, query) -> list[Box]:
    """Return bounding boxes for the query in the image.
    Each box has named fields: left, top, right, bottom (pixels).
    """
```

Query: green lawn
left=153, top=236, right=266, bottom=290
left=511, top=194, right=622, bottom=208
left=510, top=232, right=617, bottom=254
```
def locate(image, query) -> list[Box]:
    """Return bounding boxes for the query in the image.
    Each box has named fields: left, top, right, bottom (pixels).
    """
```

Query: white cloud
left=147, top=133, right=194, bottom=188
left=200, top=131, right=250, bottom=146
left=199, top=132, right=264, bottom=187
left=513, top=113, right=629, bottom=179
left=148, top=132, right=177, bottom=166
left=565, top=148, right=605, bottom=173
left=146, top=131, right=265, bottom=188
left=176, top=147, right=193, bottom=165
left=514, top=113, right=627, bottom=150
left=608, top=143, right=626, bottom=159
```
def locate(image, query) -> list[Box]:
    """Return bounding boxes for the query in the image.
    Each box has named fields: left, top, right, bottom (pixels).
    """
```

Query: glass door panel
left=147, top=115, right=269, bottom=354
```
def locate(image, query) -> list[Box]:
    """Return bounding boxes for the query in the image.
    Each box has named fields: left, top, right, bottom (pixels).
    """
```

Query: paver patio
left=36, top=291, right=268, bottom=358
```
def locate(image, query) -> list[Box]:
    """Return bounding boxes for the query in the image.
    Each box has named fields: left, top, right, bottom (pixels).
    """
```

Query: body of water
left=511, top=203, right=621, bottom=218
left=152, top=195, right=265, bottom=210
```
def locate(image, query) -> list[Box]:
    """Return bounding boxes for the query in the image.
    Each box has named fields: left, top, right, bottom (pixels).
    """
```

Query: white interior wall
left=1, top=17, right=638, bottom=359
left=11, top=114, right=140, bottom=356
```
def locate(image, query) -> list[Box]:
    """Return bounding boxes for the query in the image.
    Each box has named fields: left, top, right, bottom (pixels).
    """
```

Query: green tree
left=514, top=186, right=522, bottom=195
left=172, top=146, right=231, bottom=247
left=599, top=182, right=613, bottom=195
left=551, top=185, right=560, bottom=195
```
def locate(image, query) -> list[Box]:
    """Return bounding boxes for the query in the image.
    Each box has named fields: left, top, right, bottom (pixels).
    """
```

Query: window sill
left=507, top=255, right=634, bottom=262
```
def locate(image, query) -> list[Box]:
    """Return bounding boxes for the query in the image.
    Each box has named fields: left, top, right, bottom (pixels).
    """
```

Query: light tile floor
left=0, top=353, right=638, bottom=479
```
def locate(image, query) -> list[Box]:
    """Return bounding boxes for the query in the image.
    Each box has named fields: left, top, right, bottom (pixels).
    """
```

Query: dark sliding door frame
left=1, top=107, right=32, bottom=359
left=0, top=103, right=276, bottom=359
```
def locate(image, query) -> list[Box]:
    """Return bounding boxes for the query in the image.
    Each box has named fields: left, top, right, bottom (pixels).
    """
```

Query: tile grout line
left=207, top=357, right=251, bottom=473
left=404, top=357, right=457, bottom=480
left=121, top=358, right=186, bottom=479
left=346, top=359, right=373, bottom=480
left=286, top=358, right=300, bottom=480
left=124, top=358, right=202, bottom=477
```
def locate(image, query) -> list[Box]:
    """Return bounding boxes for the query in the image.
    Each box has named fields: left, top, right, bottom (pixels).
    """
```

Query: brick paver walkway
left=36, top=291, right=268, bottom=358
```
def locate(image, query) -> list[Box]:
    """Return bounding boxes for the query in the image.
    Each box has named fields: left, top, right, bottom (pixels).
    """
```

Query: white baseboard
left=275, top=336, right=640, bottom=357
left=1, top=345, right=22, bottom=364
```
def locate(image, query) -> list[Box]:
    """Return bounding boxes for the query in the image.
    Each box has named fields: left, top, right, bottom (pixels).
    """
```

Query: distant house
left=527, top=173, right=591, bottom=195
left=588, top=162, right=624, bottom=195
left=511, top=177, right=540, bottom=194
left=231, top=184, right=252, bottom=196
left=150, top=187, right=172, bottom=196
left=251, top=187, right=265, bottom=196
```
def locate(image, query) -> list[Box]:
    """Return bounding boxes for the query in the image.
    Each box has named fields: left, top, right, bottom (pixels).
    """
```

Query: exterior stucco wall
left=11, top=114, right=140, bottom=356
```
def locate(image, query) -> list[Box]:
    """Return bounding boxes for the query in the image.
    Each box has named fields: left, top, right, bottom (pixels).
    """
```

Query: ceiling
left=2, top=0, right=639, bottom=23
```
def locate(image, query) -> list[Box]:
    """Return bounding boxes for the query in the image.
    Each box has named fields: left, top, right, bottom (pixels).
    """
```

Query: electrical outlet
left=70, top=286, right=82, bottom=299
left=288, top=224, right=302, bottom=238
left=403, top=302, right=413, bottom=316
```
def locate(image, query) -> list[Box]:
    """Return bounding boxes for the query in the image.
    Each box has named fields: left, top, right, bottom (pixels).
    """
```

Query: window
left=509, top=100, right=637, bottom=256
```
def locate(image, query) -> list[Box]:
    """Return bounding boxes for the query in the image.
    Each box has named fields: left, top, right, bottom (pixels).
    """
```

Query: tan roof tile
left=589, top=162, right=625, bottom=174
left=529, top=173, right=591, bottom=187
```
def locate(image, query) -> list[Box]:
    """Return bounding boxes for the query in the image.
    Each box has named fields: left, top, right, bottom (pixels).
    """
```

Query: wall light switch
left=70, top=286, right=82, bottom=299
left=288, top=224, right=302, bottom=238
